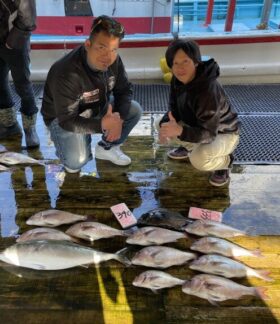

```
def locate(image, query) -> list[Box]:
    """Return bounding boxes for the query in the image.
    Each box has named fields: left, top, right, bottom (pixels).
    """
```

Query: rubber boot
left=21, top=113, right=40, bottom=148
left=0, top=107, right=22, bottom=139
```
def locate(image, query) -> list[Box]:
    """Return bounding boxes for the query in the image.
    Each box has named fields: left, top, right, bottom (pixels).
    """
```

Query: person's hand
left=159, top=112, right=183, bottom=143
left=101, top=104, right=123, bottom=142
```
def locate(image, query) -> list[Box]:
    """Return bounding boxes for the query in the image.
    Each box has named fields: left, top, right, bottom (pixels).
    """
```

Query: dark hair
left=89, top=15, right=125, bottom=40
left=165, top=39, right=201, bottom=68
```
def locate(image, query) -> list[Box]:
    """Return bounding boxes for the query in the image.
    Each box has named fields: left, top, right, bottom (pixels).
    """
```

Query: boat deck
left=0, top=82, right=280, bottom=323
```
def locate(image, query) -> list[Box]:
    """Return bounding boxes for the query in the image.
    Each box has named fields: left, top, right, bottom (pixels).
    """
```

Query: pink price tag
left=110, top=203, right=137, bottom=228
left=188, top=207, right=223, bottom=223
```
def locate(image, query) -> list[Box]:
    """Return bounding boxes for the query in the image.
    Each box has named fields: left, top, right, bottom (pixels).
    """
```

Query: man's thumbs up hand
left=159, top=111, right=183, bottom=142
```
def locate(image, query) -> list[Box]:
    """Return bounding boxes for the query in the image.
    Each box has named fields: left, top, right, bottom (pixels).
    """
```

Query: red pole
left=204, top=0, right=215, bottom=26
left=224, top=0, right=236, bottom=31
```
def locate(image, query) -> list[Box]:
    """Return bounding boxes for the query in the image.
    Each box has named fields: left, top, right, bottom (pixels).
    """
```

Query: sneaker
left=64, top=166, right=80, bottom=173
left=167, top=146, right=189, bottom=160
left=209, top=169, right=230, bottom=187
left=95, top=144, right=131, bottom=166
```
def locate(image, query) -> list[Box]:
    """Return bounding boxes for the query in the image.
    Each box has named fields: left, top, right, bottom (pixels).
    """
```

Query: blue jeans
left=0, top=44, right=37, bottom=115
left=48, top=100, right=142, bottom=170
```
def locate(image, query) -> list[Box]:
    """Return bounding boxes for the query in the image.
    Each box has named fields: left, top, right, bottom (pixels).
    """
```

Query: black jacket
left=0, top=0, right=36, bottom=49
left=41, top=45, right=133, bottom=134
left=160, top=59, right=240, bottom=144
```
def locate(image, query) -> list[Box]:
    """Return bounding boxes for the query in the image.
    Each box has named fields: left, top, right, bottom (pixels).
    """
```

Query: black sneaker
left=167, top=146, right=189, bottom=160
left=209, top=169, right=230, bottom=187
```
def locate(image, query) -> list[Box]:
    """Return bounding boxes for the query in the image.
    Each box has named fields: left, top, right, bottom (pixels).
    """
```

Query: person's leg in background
left=0, top=48, right=22, bottom=139
left=9, top=46, right=39, bottom=148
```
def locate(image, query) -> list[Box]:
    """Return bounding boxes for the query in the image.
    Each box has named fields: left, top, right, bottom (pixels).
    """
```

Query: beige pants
left=155, top=117, right=240, bottom=171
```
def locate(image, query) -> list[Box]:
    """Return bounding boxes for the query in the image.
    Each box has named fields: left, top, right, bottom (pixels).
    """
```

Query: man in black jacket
left=158, top=39, right=240, bottom=186
left=0, top=0, right=39, bottom=147
left=41, top=15, right=142, bottom=173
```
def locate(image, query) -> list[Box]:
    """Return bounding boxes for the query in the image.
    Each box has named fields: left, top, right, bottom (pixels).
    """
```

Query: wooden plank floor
left=0, top=113, right=280, bottom=324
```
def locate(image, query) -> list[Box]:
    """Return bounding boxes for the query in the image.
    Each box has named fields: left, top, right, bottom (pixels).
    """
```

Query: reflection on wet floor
left=0, top=112, right=280, bottom=323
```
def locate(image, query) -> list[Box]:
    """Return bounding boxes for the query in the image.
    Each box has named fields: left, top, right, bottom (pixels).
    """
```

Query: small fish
left=66, top=222, right=130, bottom=242
left=0, top=152, right=44, bottom=166
left=185, top=220, right=246, bottom=238
left=137, top=208, right=192, bottom=231
left=16, top=227, right=73, bottom=243
left=133, top=270, right=186, bottom=292
left=0, top=164, right=11, bottom=172
left=126, top=226, right=187, bottom=246
left=190, top=237, right=262, bottom=258
left=131, top=246, right=197, bottom=269
left=26, top=210, right=87, bottom=227
left=189, top=254, right=272, bottom=281
left=182, top=274, right=267, bottom=305
left=0, top=240, right=130, bottom=270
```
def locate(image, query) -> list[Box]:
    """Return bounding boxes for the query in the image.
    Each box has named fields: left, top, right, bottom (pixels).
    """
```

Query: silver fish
left=137, top=208, right=192, bottom=231
left=0, top=152, right=44, bottom=166
left=190, top=237, right=262, bottom=258
left=16, top=227, right=73, bottom=243
left=26, top=210, right=87, bottom=227
left=133, top=270, right=186, bottom=292
left=185, top=220, right=246, bottom=238
left=189, top=254, right=272, bottom=281
left=0, top=240, right=130, bottom=270
left=66, top=222, right=130, bottom=242
left=182, top=274, right=266, bottom=305
left=131, top=246, right=197, bottom=269
left=126, top=226, right=187, bottom=246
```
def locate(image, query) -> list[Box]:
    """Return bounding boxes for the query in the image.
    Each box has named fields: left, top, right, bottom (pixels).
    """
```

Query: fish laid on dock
left=0, top=152, right=44, bottom=166
left=182, top=274, right=267, bottom=305
left=190, top=236, right=262, bottom=258
left=0, top=240, right=130, bottom=270
left=137, top=208, right=192, bottom=231
left=133, top=270, right=186, bottom=292
left=185, top=220, right=247, bottom=238
left=189, top=254, right=273, bottom=281
left=126, top=226, right=187, bottom=246
left=16, top=227, right=73, bottom=243
left=131, top=246, right=197, bottom=269
left=66, top=222, right=130, bottom=242
left=26, top=209, right=87, bottom=227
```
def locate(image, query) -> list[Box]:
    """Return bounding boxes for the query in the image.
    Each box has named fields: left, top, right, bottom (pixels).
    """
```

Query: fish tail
left=122, top=228, right=135, bottom=237
left=115, top=247, right=131, bottom=266
left=254, top=286, right=269, bottom=300
left=256, top=269, right=274, bottom=282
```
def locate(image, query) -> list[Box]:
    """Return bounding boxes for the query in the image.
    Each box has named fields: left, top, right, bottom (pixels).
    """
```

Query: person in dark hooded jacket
left=158, top=39, right=240, bottom=186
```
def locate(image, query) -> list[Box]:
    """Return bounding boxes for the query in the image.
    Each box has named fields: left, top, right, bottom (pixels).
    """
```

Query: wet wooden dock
left=0, top=112, right=280, bottom=324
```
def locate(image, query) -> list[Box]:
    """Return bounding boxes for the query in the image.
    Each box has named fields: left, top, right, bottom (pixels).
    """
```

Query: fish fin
left=151, top=288, right=159, bottom=294
left=207, top=298, right=220, bottom=306
left=255, top=286, right=269, bottom=300
left=116, top=247, right=131, bottom=267
left=80, top=264, right=90, bottom=268
left=33, top=264, right=47, bottom=270
left=257, top=270, right=274, bottom=282
left=205, top=283, right=221, bottom=291
left=122, top=228, right=135, bottom=237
